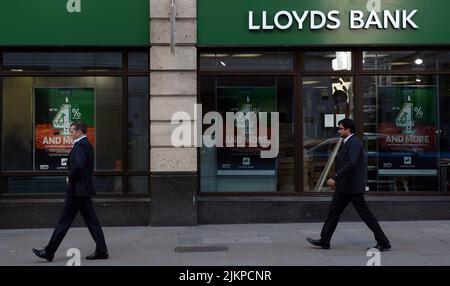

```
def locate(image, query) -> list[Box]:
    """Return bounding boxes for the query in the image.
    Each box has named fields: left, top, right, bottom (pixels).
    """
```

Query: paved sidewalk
left=1, top=221, right=450, bottom=266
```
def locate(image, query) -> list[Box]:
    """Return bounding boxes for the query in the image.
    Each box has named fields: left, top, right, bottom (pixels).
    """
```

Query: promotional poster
left=378, top=86, right=437, bottom=176
left=34, top=87, right=95, bottom=171
left=216, top=87, right=277, bottom=176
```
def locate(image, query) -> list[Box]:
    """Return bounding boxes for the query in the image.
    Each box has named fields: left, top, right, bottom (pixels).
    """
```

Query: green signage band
left=0, top=0, right=149, bottom=46
left=198, top=0, right=450, bottom=46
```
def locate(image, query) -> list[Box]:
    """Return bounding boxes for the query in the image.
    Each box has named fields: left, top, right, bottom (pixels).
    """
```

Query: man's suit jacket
left=332, top=135, right=367, bottom=193
left=67, top=137, right=95, bottom=197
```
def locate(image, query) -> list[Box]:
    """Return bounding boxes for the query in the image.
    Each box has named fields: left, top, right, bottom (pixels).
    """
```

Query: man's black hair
left=70, top=120, right=88, bottom=134
left=338, top=118, right=356, bottom=134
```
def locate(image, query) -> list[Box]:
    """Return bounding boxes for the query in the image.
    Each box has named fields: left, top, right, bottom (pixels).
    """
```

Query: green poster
left=34, top=88, right=95, bottom=171
left=216, top=87, right=277, bottom=176
left=378, top=86, right=437, bottom=176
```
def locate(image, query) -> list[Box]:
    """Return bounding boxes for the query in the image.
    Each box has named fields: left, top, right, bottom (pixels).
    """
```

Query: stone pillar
left=149, top=0, right=198, bottom=226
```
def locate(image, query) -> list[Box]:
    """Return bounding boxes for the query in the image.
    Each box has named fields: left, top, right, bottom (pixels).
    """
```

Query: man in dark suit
left=33, top=121, right=109, bottom=262
left=307, top=118, right=391, bottom=251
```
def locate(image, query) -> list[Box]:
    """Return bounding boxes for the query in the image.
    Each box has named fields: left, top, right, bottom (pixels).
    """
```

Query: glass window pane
left=362, top=75, right=440, bottom=192
left=439, top=75, right=450, bottom=192
left=2, top=52, right=122, bottom=72
left=438, top=51, right=450, bottom=70
left=363, top=51, right=437, bottom=71
left=302, top=76, right=354, bottom=192
left=200, top=76, right=295, bottom=193
left=128, top=77, right=149, bottom=171
left=2, top=77, right=123, bottom=171
left=200, top=52, right=294, bottom=71
left=127, top=176, right=149, bottom=194
left=91, top=77, right=124, bottom=171
left=0, top=176, right=122, bottom=194
left=304, top=51, right=352, bottom=71
left=128, top=52, right=149, bottom=70
left=2, top=77, right=34, bottom=170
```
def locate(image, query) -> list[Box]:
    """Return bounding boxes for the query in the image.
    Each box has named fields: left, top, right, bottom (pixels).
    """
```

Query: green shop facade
left=1, top=0, right=450, bottom=228
left=0, top=0, right=152, bottom=228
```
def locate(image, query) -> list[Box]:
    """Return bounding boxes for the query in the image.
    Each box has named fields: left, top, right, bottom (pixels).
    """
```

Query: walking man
left=307, top=118, right=391, bottom=251
left=33, top=121, right=109, bottom=262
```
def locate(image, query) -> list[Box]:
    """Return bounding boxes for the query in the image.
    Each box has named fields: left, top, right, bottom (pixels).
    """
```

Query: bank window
left=362, top=75, right=449, bottom=192
left=363, top=51, right=437, bottom=71
left=439, top=75, right=450, bottom=192
left=200, top=52, right=295, bottom=72
left=2, top=52, right=122, bottom=72
left=0, top=51, right=150, bottom=195
left=304, top=51, right=352, bottom=71
left=128, top=76, right=149, bottom=171
left=128, top=52, right=149, bottom=71
left=302, top=76, right=354, bottom=192
left=200, top=76, right=295, bottom=193
left=2, top=77, right=123, bottom=171
left=438, top=51, right=450, bottom=70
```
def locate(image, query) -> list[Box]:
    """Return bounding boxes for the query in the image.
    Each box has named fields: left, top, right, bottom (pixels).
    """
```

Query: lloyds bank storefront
left=1, top=0, right=450, bottom=228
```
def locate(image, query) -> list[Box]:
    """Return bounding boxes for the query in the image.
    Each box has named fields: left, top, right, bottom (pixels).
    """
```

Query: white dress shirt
left=343, top=133, right=354, bottom=144
left=73, top=135, right=87, bottom=145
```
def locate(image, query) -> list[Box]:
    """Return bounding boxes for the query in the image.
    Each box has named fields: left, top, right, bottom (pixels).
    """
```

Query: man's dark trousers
left=45, top=195, right=108, bottom=255
left=320, top=192, right=389, bottom=245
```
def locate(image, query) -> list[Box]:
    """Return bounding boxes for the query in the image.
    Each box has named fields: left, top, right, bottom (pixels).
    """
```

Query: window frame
left=197, top=46, right=450, bottom=197
left=0, top=47, right=150, bottom=198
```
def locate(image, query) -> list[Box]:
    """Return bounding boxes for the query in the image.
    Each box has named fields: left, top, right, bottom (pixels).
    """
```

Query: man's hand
left=326, top=178, right=336, bottom=188
left=66, top=177, right=69, bottom=185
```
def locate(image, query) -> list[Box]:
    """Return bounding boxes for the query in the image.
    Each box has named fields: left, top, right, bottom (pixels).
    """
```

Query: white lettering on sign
left=292, top=11, right=308, bottom=29
left=248, top=10, right=418, bottom=31
left=350, top=11, right=365, bottom=29
left=350, top=10, right=418, bottom=29
left=274, top=11, right=293, bottom=30
left=385, top=135, right=430, bottom=144
left=66, top=0, right=81, bottom=13
left=248, top=11, right=260, bottom=30
left=327, top=11, right=341, bottom=30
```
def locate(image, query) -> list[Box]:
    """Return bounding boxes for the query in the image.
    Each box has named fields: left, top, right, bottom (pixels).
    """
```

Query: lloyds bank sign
left=198, top=0, right=450, bottom=46
left=247, top=9, right=418, bottom=31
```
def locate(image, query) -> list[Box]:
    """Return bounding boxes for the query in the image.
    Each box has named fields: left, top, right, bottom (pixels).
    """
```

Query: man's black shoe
left=306, top=237, right=330, bottom=249
left=368, top=243, right=391, bottom=252
left=86, top=252, right=109, bottom=260
left=32, top=248, right=54, bottom=262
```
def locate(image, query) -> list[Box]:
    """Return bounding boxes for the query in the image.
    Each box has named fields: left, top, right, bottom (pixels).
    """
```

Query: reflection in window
left=362, top=75, right=442, bottom=192
left=304, top=51, right=352, bottom=71
left=363, top=51, right=437, bottom=71
left=200, top=76, right=295, bottom=192
left=3, top=52, right=122, bottom=71
left=438, top=51, right=450, bottom=70
left=2, top=77, right=123, bottom=171
left=439, top=76, right=450, bottom=192
left=200, top=52, right=294, bottom=71
left=302, top=77, right=354, bottom=192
